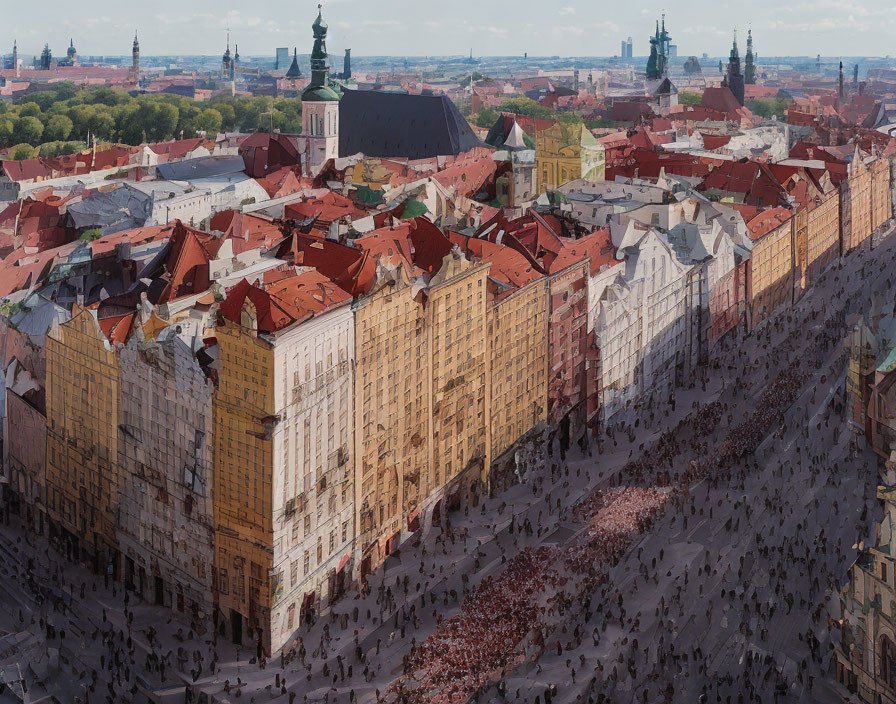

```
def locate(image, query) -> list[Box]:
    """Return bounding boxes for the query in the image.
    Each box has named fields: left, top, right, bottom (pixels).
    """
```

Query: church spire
left=725, top=30, right=745, bottom=106
left=839, top=60, right=845, bottom=102
left=302, top=3, right=340, bottom=101
left=744, top=28, right=755, bottom=84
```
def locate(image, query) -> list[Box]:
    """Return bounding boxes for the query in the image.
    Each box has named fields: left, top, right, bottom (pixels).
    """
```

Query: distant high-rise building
left=627, top=37, right=633, bottom=58
left=668, top=44, right=677, bottom=59
left=276, top=47, right=289, bottom=70
left=620, top=40, right=627, bottom=58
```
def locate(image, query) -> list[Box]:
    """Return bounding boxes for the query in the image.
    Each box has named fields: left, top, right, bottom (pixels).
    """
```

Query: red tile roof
left=448, top=230, right=542, bottom=292
left=555, top=228, right=619, bottom=276
left=698, top=160, right=787, bottom=207
left=284, top=191, right=368, bottom=227
left=156, top=222, right=223, bottom=303
left=744, top=207, right=792, bottom=241
left=97, top=311, right=137, bottom=345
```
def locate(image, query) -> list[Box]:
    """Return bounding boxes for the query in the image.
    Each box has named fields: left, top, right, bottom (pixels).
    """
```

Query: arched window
left=881, top=635, right=896, bottom=688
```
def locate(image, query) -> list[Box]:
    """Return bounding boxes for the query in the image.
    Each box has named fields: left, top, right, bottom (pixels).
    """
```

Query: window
left=303, top=550, right=310, bottom=576
left=290, top=560, right=298, bottom=586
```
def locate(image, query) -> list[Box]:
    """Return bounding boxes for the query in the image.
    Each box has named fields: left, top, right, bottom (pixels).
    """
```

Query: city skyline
left=2, top=0, right=896, bottom=60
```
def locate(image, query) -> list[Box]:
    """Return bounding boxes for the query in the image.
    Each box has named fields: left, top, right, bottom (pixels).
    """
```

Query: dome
left=302, top=84, right=341, bottom=102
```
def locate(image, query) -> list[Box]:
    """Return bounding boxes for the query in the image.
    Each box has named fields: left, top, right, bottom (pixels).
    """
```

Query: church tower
left=132, top=31, right=140, bottom=75
left=838, top=61, right=845, bottom=103
left=301, top=4, right=341, bottom=175
left=221, top=33, right=233, bottom=80
left=646, top=16, right=669, bottom=80
left=66, top=38, right=78, bottom=66
left=722, top=31, right=745, bottom=106
left=40, top=44, right=52, bottom=71
left=744, top=29, right=756, bottom=85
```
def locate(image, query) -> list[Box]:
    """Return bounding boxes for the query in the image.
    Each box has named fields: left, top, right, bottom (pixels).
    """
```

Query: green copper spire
left=303, top=3, right=341, bottom=101
left=303, top=4, right=341, bottom=101
left=310, top=3, right=330, bottom=88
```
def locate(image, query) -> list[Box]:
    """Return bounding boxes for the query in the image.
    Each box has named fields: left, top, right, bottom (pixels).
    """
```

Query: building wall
left=354, top=270, right=431, bottom=570
left=849, top=159, right=873, bottom=251
left=633, top=231, right=689, bottom=398
left=841, top=178, right=853, bottom=256
left=303, top=101, right=339, bottom=174
left=45, top=310, right=120, bottom=567
left=750, top=217, right=794, bottom=327
left=536, top=123, right=583, bottom=193
left=806, top=188, right=840, bottom=285
left=836, top=495, right=896, bottom=704
left=597, top=281, right=641, bottom=423
left=269, top=305, right=354, bottom=652
left=213, top=316, right=274, bottom=651
left=707, top=266, right=739, bottom=350
left=791, top=207, right=809, bottom=301
left=427, top=256, right=491, bottom=497
left=117, top=335, right=215, bottom=617
left=872, top=158, right=892, bottom=232
left=354, top=255, right=490, bottom=573
left=487, top=281, right=549, bottom=462
left=547, top=260, right=590, bottom=427
left=6, top=390, right=46, bottom=527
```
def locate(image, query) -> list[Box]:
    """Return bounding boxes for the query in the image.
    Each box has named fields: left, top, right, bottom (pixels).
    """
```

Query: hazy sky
left=2, top=0, right=895, bottom=59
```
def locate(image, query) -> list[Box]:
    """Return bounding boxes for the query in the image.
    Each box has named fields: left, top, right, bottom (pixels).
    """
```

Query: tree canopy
left=1, top=82, right=303, bottom=154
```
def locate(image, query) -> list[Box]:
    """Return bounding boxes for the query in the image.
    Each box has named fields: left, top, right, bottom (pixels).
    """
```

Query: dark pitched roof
left=701, top=87, right=742, bottom=115
left=338, top=88, right=481, bottom=160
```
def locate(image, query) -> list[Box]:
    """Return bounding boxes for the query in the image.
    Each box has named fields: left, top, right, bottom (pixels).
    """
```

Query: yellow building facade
left=847, top=155, right=873, bottom=251
left=486, top=280, right=550, bottom=463
left=750, top=216, right=794, bottom=328
left=871, top=157, right=892, bottom=233
left=353, top=266, right=431, bottom=570
left=806, top=187, right=840, bottom=286
left=536, top=122, right=605, bottom=194
left=353, top=253, right=490, bottom=575
left=45, top=309, right=121, bottom=572
left=213, top=314, right=275, bottom=652
left=426, top=255, right=490, bottom=499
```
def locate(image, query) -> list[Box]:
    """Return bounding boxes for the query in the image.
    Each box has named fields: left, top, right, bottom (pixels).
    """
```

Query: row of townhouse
left=3, top=145, right=894, bottom=659
left=0, top=211, right=602, bottom=656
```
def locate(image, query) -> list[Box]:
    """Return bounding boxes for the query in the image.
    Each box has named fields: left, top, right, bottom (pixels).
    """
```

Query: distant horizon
left=3, top=0, right=896, bottom=60
left=4, top=52, right=895, bottom=62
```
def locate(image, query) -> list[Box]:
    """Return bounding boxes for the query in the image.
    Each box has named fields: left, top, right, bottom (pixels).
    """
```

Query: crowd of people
left=388, top=347, right=832, bottom=704
left=394, top=545, right=564, bottom=703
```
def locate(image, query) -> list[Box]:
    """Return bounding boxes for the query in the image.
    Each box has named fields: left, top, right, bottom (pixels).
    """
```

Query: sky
left=2, top=0, right=896, bottom=59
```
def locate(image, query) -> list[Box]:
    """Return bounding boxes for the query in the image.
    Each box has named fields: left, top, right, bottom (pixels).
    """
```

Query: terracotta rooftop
left=744, top=207, right=793, bottom=241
